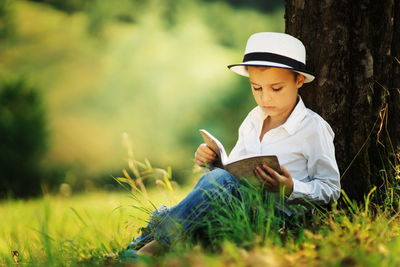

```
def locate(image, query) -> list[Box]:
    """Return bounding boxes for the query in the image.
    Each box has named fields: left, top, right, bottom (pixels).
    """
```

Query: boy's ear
left=296, top=74, right=305, bottom=88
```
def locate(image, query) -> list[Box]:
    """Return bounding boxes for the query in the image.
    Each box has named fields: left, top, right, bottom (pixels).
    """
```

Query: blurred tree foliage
left=203, top=0, right=284, bottom=12
left=86, top=0, right=144, bottom=35
left=182, top=78, right=256, bottom=155
left=1, top=0, right=284, bottom=191
left=27, top=0, right=284, bottom=37
left=0, top=77, right=48, bottom=198
left=29, top=0, right=94, bottom=14
left=0, top=0, right=16, bottom=40
left=28, top=0, right=283, bottom=14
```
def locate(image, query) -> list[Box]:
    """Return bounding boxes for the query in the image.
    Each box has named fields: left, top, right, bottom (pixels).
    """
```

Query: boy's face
left=248, top=66, right=304, bottom=120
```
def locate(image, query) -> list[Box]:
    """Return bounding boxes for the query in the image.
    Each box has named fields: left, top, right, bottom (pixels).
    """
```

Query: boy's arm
left=287, top=120, right=341, bottom=205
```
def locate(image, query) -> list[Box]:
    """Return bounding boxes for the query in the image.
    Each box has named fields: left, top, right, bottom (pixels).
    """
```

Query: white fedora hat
left=228, top=32, right=315, bottom=83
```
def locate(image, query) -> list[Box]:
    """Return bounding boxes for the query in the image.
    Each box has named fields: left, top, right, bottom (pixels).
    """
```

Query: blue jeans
left=127, top=168, right=240, bottom=249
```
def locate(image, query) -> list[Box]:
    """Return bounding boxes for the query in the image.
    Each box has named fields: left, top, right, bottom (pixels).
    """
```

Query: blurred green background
left=0, top=0, right=284, bottom=198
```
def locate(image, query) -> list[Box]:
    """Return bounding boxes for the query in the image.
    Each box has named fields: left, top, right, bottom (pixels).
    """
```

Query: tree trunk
left=285, top=0, right=400, bottom=201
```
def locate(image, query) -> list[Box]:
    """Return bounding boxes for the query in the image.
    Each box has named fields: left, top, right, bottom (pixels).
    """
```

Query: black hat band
left=243, top=52, right=306, bottom=71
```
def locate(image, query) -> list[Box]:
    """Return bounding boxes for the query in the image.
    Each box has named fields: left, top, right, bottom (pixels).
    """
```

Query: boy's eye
left=252, top=86, right=262, bottom=91
left=272, top=87, right=283, bottom=92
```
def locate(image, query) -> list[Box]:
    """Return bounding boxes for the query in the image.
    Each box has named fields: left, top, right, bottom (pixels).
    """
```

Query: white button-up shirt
left=229, top=96, right=341, bottom=215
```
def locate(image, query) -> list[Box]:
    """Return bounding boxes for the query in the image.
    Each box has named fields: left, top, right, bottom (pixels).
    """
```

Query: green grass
left=1, top=183, right=400, bottom=266
left=0, top=186, right=193, bottom=266
left=151, top=182, right=400, bottom=267
left=1, top=148, right=400, bottom=266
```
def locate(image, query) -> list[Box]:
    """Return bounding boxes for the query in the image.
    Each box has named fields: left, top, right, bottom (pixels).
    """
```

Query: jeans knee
left=198, top=168, right=238, bottom=189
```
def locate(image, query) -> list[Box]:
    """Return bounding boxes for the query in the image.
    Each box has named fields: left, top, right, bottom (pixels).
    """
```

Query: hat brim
left=228, top=61, right=315, bottom=83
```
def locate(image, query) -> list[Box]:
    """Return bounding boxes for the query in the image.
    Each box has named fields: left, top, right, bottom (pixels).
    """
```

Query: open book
left=200, top=129, right=282, bottom=184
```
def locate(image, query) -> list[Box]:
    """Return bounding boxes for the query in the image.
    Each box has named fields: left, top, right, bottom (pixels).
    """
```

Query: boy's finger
left=197, top=150, right=206, bottom=158
left=280, top=166, right=291, bottom=178
left=254, top=168, right=264, bottom=182
left=204, top=156, right=216, bottom=162
left=203, top=146, right=217, bottom=157
left=199, top=151, right=217, bottom=162
left=198, top=155, right=212, bottom=164
left=262, top=164, right=281, bottom=179
left=256, top=166, right=277, bottom=186
left=255, top=169, right=274, bottom=189
left=204, top=151, right=216, bottom=159
left=198, top=151, right=216, bottom=161
left=198, top=145, right=215, bottom=157
left=196, top=159, right=205, bottom=167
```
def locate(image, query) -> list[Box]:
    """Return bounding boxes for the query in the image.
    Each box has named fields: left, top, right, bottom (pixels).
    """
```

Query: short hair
left=245, top=66, right=300, bottom=81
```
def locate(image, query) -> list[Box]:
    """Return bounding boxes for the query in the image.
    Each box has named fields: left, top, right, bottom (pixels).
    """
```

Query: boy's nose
left=260, top=89, right=271, bottom=103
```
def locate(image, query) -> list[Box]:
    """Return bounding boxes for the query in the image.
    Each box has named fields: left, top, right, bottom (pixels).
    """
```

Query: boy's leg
left=126, top=205, right=169, bottom=250
left=152, top=168, right=239, bottom=247
left=128, top=168, right=239, bottom=250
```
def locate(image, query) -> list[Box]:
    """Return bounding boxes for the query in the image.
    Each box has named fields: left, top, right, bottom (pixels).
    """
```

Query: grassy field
left=1, top=142, right=400, bottom=266
left=1, top=180, right=400, bottom=266
left=0, top=185, right=192, bottom=266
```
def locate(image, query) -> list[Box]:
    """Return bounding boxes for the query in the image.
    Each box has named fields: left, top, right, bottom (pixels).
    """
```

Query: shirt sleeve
left=286, top=119, right=341, bottom=205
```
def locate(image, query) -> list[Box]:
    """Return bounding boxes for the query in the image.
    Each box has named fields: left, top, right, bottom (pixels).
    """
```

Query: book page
left=199, top=129, right=228, bottom=166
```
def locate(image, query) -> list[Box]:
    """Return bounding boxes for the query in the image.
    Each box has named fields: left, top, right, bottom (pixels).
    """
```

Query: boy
left=122, top=32, right=341, bottom=260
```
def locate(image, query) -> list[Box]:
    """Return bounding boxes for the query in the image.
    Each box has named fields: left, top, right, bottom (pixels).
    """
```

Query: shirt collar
left=251, top=96, right=308, bottom=136
left=281, top=96, right=308, bottom=135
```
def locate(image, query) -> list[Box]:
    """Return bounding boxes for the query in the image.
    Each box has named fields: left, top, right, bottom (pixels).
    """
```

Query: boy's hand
left=195, top=143, right=217, bottom=167
left=254, top=164, right=293, bottom=197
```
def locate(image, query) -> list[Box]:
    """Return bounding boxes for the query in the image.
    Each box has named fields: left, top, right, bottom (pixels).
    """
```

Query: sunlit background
left=0, top=0, right=284, bottom=198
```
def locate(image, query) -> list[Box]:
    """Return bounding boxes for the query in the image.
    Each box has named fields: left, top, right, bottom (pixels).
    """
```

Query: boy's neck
left=259, top=98, right=299, bottom=141
left=259, top=117, right=285, bottom=141
left=265, top=116, right=286, bottom=129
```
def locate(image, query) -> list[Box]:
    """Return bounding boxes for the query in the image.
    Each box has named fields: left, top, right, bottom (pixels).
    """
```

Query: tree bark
left=285, top=0, right=400, bottom=201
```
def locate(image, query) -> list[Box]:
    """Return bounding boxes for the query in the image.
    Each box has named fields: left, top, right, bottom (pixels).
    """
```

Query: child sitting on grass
left=121, top=32, right=341, bottom=261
